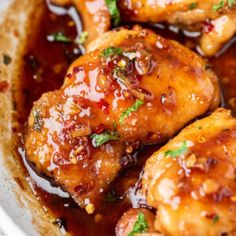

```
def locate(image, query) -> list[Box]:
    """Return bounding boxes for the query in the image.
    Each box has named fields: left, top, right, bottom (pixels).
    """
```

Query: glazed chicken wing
left=119, top=0, right=236, bottom=56
left=142, top=108, right=236, bottom=235
left=51, top=0, right=110, bottom=45
left=25, top=27, right=219, bottom=212
left=52, top=0, right=236, bottom=56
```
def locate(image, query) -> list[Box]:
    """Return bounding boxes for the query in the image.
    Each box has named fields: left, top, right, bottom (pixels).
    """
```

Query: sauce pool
left=15, top=1, right=236, bottom=235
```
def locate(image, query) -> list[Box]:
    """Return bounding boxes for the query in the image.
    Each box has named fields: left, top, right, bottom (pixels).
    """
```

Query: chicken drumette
left=52, top=0, right=236, bottom=56
left=119, top=0, right=236, bottom=56
left=141, top=108, right=236, bottom=235
left=25, top=27, right=219, bottom=212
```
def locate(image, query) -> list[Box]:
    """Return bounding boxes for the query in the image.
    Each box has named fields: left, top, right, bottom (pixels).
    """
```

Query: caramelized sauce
left=19, top=2, right=81, bottom=120
left=16, top=1, right=236, bottom=235
left=210, top=39, right=236, bottom=114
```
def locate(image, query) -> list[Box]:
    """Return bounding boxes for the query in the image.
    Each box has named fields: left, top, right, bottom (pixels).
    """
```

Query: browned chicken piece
left=116, top=208, right=156, bottom=236
left=52, top=0, right=236, bottom=56
left=25, top=27, right=220, bottom=212
left=142, top=108, right=236, bottom=235
left=51, top=0, right=110, bottom=45
left=119, top=0, right=236, bottom=56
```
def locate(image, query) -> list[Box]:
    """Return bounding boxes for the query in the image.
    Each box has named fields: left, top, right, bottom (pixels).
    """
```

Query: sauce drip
left=16, top=1, right=236, bottom=235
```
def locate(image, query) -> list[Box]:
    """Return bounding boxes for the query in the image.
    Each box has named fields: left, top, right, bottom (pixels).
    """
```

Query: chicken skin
left=116, top=208, right=156, bottom=236
left=142, top=108, right=236, bottom=235
left=119, top=0, right=236, bottom=56
left=52, top=0, right=236, bottom=56
left=51, top=0, right=111, bottom=45
left=25, top=27, right=219, bottom=211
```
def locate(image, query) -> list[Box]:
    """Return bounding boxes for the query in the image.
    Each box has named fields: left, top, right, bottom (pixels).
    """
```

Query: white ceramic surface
left=0, top=1, right=37, bottom=235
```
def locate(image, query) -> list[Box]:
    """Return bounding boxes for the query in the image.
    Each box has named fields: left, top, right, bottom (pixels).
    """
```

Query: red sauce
left=210, top=39, right=236, bottom=113
left=15, top=1, right=236, bottom=235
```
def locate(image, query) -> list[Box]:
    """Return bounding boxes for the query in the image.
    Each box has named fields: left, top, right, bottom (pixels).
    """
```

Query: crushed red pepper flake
left=94, top=124, right=106, bottom=134
left=97, top=99, right=109, bottom=114
left=66, top=73, right=73, bottom=79
left=202, top=20, right=214, bottom=34
left=73, top=66, right=82, bottom=74
left=0, top=81, right=9, bottom=92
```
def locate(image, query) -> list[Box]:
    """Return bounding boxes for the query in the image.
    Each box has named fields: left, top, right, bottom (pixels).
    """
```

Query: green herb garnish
left=119, top=100, right=144, bottom=124
left=189, top=2, right=197, bottom=10
left=113, top=121, right=117, bottom=131
left=213, top=0, right=236, bottom=11
left=105, top=0, right=121, bottom=27
left=205, top=64, right=211, bottom=70
left=32, top=110, right=43, bottom=132
left=212, top=214, right=220, bottom=224
left=48, top=31, right=89, bottom=45
left=77, top=31, right=88, bottom=44
left=113, top=67, right=126, bottom=81
left=104, top=190, right=119, bottom=203
left=228, top=0, right=236, bottom=6
left=91, top=131, right=120, bottom=147
left=100, top=47, right=123, bottom=58
left=128, top=212, right=148, bottom=236
left=3, top=54, right=12, bottom=65
left=47, top=32, right=71, bottom=43
left=213, top=0, right=224, bottom=10
left=164, top=141, right=188, bottom=158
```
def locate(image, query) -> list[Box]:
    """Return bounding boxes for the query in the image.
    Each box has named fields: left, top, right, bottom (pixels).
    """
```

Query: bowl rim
left=0, top=205, right=26, bottom=236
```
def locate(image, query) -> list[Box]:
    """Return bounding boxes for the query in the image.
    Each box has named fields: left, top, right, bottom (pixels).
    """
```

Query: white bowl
left=0, top=1, right=61, bottom=235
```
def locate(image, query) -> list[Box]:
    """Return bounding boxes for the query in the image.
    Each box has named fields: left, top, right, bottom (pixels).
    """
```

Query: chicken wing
left=142, top=108, right=236, bottom=235
left=52, top=0, right=236, bottom=56
left=120, top=0, right=236, bottom=56
left=51, top=0, right=110, bottom=45
left=119, top=0, right=236, bottom=56
left=25, top=27, right=220, bottom=212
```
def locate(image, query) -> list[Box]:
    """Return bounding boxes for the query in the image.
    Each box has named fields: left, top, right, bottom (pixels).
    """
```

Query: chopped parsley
left=47, top=31, right=89, bottom=45
left=77, top=31, right=88, bottom=44
left=189, top=2, right=197, bottom=10
left=47, top=32, right=71, bottom=43
left=113, top=121, right=117, bottom=130
left=32, top=110, right=43, bottom=132
left=105, top=0, right=121, bottom=27
left=3, top=54, right=12, bottom=65
left=113, top=67, right=126, bottom=81
left=100, top=47, right=123, bottom=58
left=104, top=190, right=120, bottom=203
left=213, top=0, right=236, bottom=11
left=52, top=218, right=67, bottom=231
left=91, top=131, right=120, bottom=147
left=26, top=54, right=38, bottom=70
left=227, top=0, right=236, bottom=6
left=128, top=212, right=148, bottom=236
left=205, top=64, right=211, bottom=70
left=164, top=141, right=188, bottom=158
left=119, top=100, right=144, bottom=124
left=213, top=0, right=224, bottom=10
left=212, top=214, right=220, bottom=224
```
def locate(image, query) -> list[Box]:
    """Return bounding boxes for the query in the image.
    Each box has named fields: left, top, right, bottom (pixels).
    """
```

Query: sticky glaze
left=14, top=1, right=236, bottom=236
